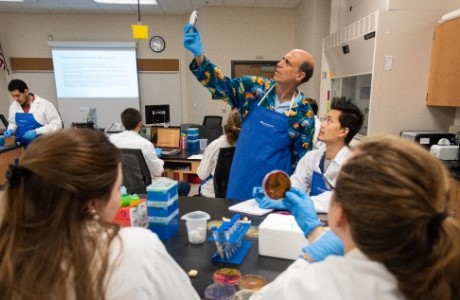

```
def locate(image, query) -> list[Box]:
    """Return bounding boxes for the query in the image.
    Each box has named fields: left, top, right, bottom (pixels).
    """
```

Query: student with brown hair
left=197, top=108, right=241, bottom=197
left=0, top=129, right=199, bottom=299
left=251, top=135, right=460, bottom=299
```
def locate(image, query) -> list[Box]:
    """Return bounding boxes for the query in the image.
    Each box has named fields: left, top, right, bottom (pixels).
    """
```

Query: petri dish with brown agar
left=213, top=268, right=242, bottom=286
left=263, top=170, right=291, bottom=200
left=238, top=274, right=267, bottom=291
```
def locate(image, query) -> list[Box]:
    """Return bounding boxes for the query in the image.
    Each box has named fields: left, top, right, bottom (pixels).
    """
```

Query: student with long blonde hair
left=0, top=129, right=199, bottom=300
left=252, top=135, right=460, bottom=299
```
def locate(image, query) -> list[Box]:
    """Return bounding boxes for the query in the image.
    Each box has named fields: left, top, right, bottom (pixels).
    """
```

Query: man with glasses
left=256, top=97, right=364, bottom=215
left=184, top=24, right=316, bottom=201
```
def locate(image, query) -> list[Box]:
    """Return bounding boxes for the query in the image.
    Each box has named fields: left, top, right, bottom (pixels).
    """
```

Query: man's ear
left=297, top=71, right=306, bottom=83
left=338, top=127, right=349, bottom=139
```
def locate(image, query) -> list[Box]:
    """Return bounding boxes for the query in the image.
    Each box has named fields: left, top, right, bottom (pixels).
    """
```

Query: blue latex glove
left=22, top=130, right=38, bottom=141
left=253, top=186, right=287, bottom=210
left=301, top=230, right=344, bottom=262
left=4, top=129, right=12, bottom=137
left=183, top=24, right=203, bottom=57
left=283, top=187, right=323, bottom=236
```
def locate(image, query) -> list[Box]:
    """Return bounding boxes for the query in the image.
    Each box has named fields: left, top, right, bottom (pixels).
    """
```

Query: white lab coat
left=109, top=131, right=164, bottom=178
left=250, top=249, right=403, bottom=300
left=106, top=227, right=200, bottom=299
left=7, top=95, right=62, bottom=135
left=196, top=135, right=232, bottom=198
left=312, top=116, right=325, bottom=151
left=290, top=146, right=350, bottom=213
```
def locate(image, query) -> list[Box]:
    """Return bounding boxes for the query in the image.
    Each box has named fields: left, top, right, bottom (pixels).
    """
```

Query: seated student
left=251, top=135, right=460, bottom=299
left=109, top=108, right=190, bottom=196
left=197, top=109, right=241, bottom=197
left=0, top=129, right=200, bottom=299
left=255, top=97, right=364, bottom=215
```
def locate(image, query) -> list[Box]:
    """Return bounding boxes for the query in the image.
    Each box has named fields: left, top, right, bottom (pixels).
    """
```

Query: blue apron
left=227, top=86, right=293, bottom=200
left=15, top=112, right=41, bottom=146
left=310, top=155, right=331, bottom=196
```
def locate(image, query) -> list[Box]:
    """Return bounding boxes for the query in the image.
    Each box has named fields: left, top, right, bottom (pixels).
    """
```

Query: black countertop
left=443, top=160, right=460, bottom=180
left=162, top=196, right=292, bottom=298
left=0, top=143, right=22, bottom=154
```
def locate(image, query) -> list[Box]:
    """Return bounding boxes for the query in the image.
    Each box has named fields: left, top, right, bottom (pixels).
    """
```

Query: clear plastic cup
left=204, top=283, right=236, bottom=300
left=181, top=210, right=210, bottom=244
left=199, top=138, right=208, bottom=150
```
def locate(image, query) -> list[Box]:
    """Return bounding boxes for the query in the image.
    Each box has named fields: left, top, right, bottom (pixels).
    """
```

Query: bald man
left=184, top=24, right=316, bottom=200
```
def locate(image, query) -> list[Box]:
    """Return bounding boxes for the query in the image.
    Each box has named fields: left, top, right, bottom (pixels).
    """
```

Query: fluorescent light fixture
left=93, top=0, right=157, bottom=4
left=0, top=0, right=24, bottom=2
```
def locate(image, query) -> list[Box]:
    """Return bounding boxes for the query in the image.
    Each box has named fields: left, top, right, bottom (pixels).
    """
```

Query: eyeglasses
left=324, top=176, right=335, bottom=191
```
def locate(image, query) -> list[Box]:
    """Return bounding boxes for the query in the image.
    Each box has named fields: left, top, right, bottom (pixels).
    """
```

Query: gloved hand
left=301, top=230, right=344, bottom=262
left=4, top=129, right=12, bottom=137
left=283, top=187, right=323, bottom=236
left=253, top=186, right=287, bottom=210
left=183, top=24, right=203, bottom=57
left=22, top=130, right=38, bottom=141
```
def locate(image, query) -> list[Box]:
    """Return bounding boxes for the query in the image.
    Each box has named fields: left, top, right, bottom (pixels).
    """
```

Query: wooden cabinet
left=426, top=17, right=460, bottom=107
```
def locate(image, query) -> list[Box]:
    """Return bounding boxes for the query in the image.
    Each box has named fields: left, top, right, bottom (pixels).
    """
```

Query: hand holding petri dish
left=262, top=170, right=291, bottom=200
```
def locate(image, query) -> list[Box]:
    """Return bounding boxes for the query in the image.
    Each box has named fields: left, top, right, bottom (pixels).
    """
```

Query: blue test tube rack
left=209, top=214, right=252, bottom=265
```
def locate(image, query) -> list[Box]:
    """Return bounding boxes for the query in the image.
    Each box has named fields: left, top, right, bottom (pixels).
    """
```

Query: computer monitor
left=145, top=105, right=170, bottom=125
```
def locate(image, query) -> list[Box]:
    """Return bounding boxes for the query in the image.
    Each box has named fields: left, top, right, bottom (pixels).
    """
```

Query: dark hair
left=299, top=61, right=314, bottom=84
left=0, top=129, right=122, bottom=299
left=306, top=98, right=318, bottom=115
left=121, top=108, right=142, bottom=130
left=8, top=79, right=28, bottom=93
left=224, top=109, right=242, bottom=145
left=334, top=135, right=460, bottom=300
left=331, top=97, right=364, bottom=144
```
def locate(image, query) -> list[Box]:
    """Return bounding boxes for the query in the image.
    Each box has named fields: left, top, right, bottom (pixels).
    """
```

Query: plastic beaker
left=181, top=210, right=210, bottom=244
left=204, top=283, right=236, bottom=300
left=199, top=138, right=208, bottom=150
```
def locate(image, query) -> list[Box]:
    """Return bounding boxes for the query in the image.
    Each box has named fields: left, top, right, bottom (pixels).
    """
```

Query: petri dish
left=235, top=289, right=256, bottom=300
left=238, top=274, right=267, bottom=291
left=263, top=170, right=291, bottom=200
left=213, top=268, right=242, bottom=286
left=204, top=283, right=236, bottom=300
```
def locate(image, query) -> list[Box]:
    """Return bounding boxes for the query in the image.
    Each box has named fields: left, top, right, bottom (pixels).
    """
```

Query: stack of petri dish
left=186, top=127, right=199, bottom=152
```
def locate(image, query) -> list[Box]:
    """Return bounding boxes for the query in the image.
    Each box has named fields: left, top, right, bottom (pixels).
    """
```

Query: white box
left=259, top=213, right=309, bottom=260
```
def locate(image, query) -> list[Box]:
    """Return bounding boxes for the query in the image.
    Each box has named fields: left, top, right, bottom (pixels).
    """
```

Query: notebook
left=155, top=126, right=181, bottom=156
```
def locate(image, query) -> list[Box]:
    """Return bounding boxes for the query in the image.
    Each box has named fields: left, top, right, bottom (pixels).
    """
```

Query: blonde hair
left=334, top=135, right=460, bottom=299
left=224, top=109, right=242, bottom=145
left=0, top=129, right=122, bottom=300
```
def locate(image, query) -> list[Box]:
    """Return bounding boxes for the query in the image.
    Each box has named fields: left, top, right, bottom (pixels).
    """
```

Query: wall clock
left=149, top=36, right=166, bottom=53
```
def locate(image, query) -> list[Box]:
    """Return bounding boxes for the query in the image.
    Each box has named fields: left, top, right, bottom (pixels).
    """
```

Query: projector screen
left=49, top=41, right=140, bottom=130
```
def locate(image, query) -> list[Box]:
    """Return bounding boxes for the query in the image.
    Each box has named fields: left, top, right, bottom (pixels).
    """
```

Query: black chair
left=203, top=115, right=223, bottom=127
left=199, top=125, right=223, bottom=144
left=120, top=148, right=152, bottom=194
left=213, top=147, right=236, bottom=198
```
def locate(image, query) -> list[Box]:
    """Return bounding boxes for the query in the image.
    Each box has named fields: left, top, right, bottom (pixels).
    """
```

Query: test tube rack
left=209, top=214, right=252, bottom=265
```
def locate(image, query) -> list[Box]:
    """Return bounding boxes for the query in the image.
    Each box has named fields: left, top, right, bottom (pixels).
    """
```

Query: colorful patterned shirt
left=189, top=56, right=315, bottom=168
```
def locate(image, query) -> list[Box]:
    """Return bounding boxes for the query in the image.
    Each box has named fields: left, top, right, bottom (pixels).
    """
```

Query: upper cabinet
left=426, top=13, right=460, bottom=107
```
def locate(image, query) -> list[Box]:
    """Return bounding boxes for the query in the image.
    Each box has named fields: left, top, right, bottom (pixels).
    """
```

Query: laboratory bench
left=163, top=196, right=292, bottom=298
left=0, top=144, right=23, bottom=186
left=442, top=161, right=460, bottom=221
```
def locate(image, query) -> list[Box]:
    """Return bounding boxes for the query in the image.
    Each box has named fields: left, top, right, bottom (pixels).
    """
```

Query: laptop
left=154, top=126, right=181, bottom=156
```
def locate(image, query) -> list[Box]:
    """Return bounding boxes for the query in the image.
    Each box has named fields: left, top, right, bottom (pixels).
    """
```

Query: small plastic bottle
left=181, top=133, right=187, bottom=150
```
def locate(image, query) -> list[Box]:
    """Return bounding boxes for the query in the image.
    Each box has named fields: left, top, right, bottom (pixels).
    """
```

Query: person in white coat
left=0, top=129, right=200, bottom=299
left=197, top=109, right=241, bottom=197
left=251, top=135, right=460, bottom=300
left=109, top=108, right=164, bottom=178
left=256, top=97, right=363, bottom=214
left=5, top=79, right=62, bottom=145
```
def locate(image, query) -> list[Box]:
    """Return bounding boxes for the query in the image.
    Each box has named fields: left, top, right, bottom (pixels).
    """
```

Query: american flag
left=0, top=44, right=6, bottom=70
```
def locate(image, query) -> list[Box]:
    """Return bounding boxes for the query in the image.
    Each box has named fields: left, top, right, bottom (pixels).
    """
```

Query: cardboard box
left=114, top=199, right=148, bottom=228
left=259, top=213, right=309, bottom=260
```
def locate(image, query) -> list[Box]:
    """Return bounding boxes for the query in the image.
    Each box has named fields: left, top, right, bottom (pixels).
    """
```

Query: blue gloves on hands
left=23, top=130, right=38, bottom=141
left=183, top=24, right=203, bottom=57
left=4, top=129, right=12, bottom=137
left=283, top=187, right=323, bottom=237
left=253, top=186, right=287, bottom=210
left=301, top=230, right=344, bottom=262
